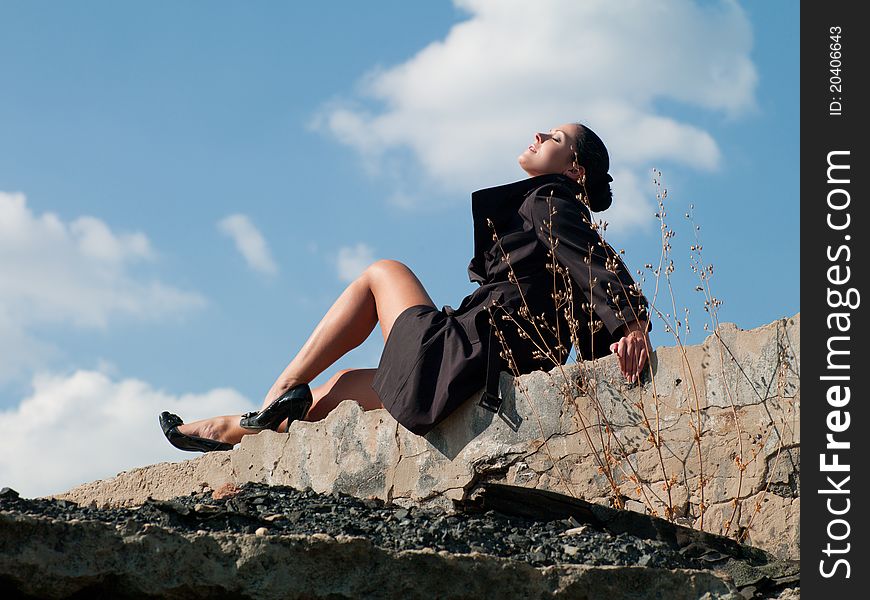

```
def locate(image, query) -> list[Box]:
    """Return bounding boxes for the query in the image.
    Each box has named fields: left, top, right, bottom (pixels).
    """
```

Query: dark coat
left=371, top=173, right=650, bottom=436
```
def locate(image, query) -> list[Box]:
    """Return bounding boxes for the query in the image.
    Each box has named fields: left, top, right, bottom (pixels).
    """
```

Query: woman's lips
left=528, top=145, right=537, bottom=153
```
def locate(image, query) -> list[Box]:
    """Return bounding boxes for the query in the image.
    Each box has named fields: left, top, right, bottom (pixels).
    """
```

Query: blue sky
left=0, top=0, right=798, bottom=496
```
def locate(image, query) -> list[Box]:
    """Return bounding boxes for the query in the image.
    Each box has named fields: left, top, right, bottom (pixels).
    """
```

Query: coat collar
left=470, top=173, right=581, bottom=256
left=471, top=173, right=581, bottom=223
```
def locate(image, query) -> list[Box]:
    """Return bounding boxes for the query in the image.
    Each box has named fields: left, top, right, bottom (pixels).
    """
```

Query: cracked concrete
left=0, top=510, right=746, bottom=600
left=57, top=313, right=800, bottom=560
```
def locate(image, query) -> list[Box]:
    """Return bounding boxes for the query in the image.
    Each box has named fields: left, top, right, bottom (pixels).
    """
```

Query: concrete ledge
left=57, top=313, right=800, bottom=560
left=0, top=512, right=740, bottom=600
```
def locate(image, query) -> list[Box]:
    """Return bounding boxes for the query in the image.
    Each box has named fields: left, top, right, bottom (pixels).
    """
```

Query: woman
left=160, top=122, right=652, bottom=452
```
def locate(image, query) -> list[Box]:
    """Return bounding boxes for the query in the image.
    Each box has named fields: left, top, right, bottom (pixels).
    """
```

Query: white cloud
left=335, top=243, right=375, bottom=282
left=70, top=216, right=153, bottom=264
left=0, top=369, right=257, bottom=498
left=0, top=192, right=206, bottom=381
left=0, top=191, right=204, bottom=327
left=0, top=309, right=55, bottom=382
left=217, top=214, right=278, bottom=275
left=314, top=0, right=757, bottom=232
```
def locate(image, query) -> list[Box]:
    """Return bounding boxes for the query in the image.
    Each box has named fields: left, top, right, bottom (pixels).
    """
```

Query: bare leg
left=259, top=259, right=435, bottom=410
left=303, top=368, right=382, bottom=421
left=178, top=368, right=382, bottom=444
left=175, top=259, right=435, bottom=443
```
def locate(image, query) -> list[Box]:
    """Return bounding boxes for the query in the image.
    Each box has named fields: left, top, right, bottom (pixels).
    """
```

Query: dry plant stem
left=485, top=220, right=579, bottom=497
left=490, top=197, right=664, bottom=511
left=736, top=324, right=799, bottom=538
left=557, top=188, right=666, bottom=511
left=484, top=169, right=788, bottom=540
left=578, top=181, right=677, bottom=518
left=628, top=247, right=674, bottom=516
left=583, top=168, right=783, bottom=538
left=583, top=171, right=707, bottom=523
left=486, top=217, right=562, bottom=367
left=572, top=231, right=624, bottom=505
left=664, top=281, right=707, bottom=528
left=487, top=306, right=577, bottom=498
left=742, top=339, right=794, bottom=538
left=562, top=192, right=665, bottom=510
left=572, top=180, right=678, bottom=518
left=631, top=393, right=674, bottom=517
left=488, top=216, right=614, bottom=502
left=685, top=207, right=744, bottom=535
left=646, top=173, right=707, bottom=530
left=591, top=170, right=704, bottom=525
left=680, top=316, right=797, bottom=538
left=541, top=200, right=642, bottom=508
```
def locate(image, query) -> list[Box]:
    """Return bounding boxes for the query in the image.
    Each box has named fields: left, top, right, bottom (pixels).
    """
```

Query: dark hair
left=571, top=123, right=613, bottom=212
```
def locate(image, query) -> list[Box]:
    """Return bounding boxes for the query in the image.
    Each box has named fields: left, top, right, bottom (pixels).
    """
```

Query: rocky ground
left=4, top=483, right=692, bottom=570
left=0, top=483, right=798, bottom=599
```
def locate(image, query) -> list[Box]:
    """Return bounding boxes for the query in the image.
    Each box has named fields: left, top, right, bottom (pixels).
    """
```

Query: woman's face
left=517, top=123, right=583, bottom=178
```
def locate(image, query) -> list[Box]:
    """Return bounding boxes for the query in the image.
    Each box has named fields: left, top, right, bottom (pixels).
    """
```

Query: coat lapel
left=467, top=173, right=580, bottom=283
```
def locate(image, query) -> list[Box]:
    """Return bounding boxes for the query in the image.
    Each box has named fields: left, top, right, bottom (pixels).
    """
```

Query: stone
left=55, top=314, right=800, bottom=560
left=212, top=482, right=241, bottom=500
left=0, top=510, right=741, bottom=599
left=625, top=500, right=647, bottom=514
left=0, top=487, right=19, bottom=499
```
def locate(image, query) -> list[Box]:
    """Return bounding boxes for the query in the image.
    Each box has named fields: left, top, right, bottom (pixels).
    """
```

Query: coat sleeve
left=519, top=183, right=652, bottom=337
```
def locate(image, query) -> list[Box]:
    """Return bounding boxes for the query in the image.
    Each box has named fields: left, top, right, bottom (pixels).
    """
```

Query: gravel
left=0, top=483, right=699, bottom=570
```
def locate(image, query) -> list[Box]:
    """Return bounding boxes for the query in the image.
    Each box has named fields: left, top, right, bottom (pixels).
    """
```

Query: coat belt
left=478, top=310, right=504, bottom=414
left=443, top=299, right=501, bottom=411
left=447, top=301, right=517, bottom=429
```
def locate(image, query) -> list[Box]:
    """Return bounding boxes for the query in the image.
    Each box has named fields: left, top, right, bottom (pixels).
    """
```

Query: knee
left=364, top=259, right=409, bottom=281
left=331, top=368, right=355, bottom=382
left=312, top=369, right=357, bottom=412
left=322, top=369, right=356, bottom=393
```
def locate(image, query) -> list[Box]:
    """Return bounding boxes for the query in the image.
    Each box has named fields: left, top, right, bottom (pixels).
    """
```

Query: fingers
left=612, top=337, right=632, bottom=381
left=626, top=339, right=639, bottom=383
left=632, top=336, right=651, bottom=382
left=618, top=337, right=629, bottom=380
left=613, top=335, right=651, bottom=384
left=636, top=346, right=648, bottom=381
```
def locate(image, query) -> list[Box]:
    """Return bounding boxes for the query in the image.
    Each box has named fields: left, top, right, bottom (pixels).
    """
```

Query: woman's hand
left=609, top=320, right=651, bottom=383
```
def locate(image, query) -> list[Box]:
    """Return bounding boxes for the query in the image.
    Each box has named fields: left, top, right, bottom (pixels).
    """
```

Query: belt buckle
left=478, top=391, right=502, bottom=413
left=498, top=408, right=521, bottom=432
left=478, top=392, right=521, bottom=432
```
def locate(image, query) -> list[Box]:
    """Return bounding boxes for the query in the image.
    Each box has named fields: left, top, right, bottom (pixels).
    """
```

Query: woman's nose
left=535, top=132, right=545, bottom=143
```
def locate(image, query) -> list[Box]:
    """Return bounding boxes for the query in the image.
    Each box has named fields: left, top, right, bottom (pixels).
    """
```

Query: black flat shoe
left=159, top=411, right=234, bottom=453
left=240, top=383, right=312, bottom=431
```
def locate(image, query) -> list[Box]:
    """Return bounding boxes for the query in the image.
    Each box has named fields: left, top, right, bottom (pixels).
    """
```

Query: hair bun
left=572, top=123, right=613, bottom=212
left=587, top=175, right=613, bottom=212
